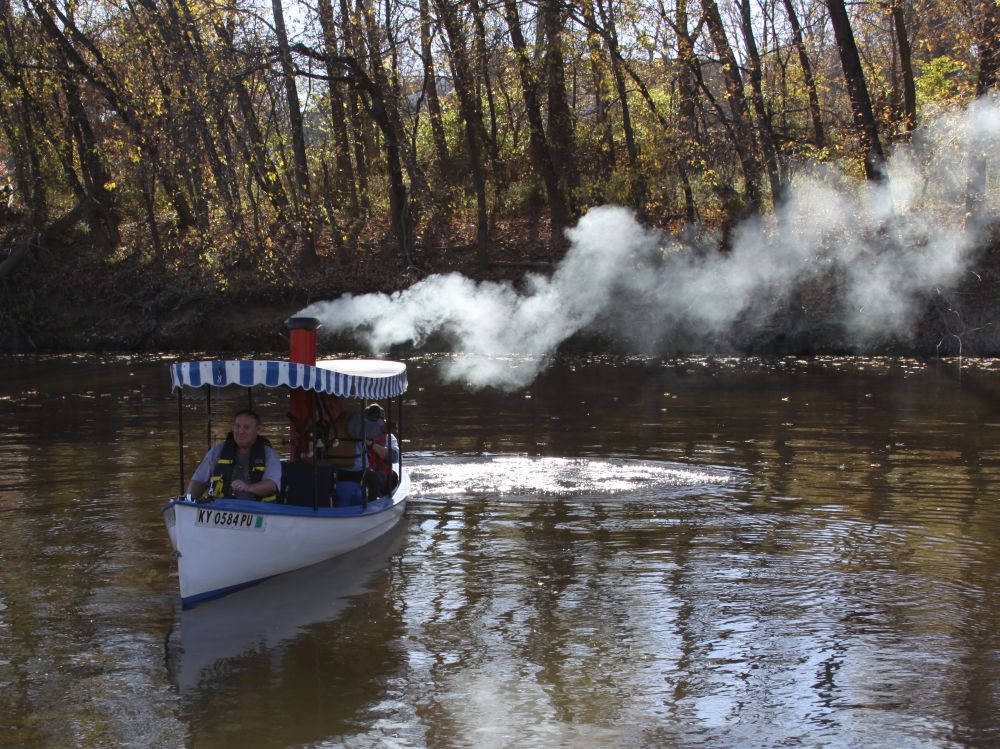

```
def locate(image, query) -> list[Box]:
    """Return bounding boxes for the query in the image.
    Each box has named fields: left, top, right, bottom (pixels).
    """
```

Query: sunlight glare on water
left=405, top=454, right=733, bottom=499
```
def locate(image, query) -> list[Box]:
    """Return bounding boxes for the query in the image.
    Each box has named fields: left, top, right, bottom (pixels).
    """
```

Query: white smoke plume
left=301, top=96, right=1000, bottom=390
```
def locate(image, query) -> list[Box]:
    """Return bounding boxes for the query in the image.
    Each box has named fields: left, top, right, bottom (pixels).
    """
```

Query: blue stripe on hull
left=196, top=496, right=396, bottom=517
left=181, top=577, right=272, bottom=608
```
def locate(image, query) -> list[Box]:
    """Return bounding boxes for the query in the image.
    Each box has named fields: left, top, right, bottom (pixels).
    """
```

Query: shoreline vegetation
left=1, top=0, right=998, bottom=358
left=4, top=218, right=999, bottom=359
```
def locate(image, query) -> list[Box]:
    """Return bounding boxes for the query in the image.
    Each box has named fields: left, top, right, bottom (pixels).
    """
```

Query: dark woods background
left=0, top=0, right=998, bottom=350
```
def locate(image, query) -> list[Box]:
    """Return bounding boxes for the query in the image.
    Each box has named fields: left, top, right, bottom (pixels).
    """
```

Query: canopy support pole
left=362, top=398, right=369, bottom=509
left=396, top=395, right=403, bottom=493
left=177, top=390, right=185, bottom=495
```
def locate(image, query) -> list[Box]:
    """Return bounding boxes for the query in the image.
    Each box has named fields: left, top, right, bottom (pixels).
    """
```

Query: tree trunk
left=503, top=0, right=570, bottom=229
left=140, top=160, right=163, bottom=262
left=975, top=0, right=1000, bottom=94
left=419, top=0, right=449, bottom=168
left=316, top=0, right=359, bottom=216
left=169, top=0, right=246, bottom=240
left=340, top=0, right=372, bottom=212
left=434, top=0, right=489, bottom=265
left=232, top=74, right=293, bottom=218
left=891, top=0, right=917, bottom=138
left=967, top=0, right=1000, bottom=219
left=0, top=199, right=89, bottom=280
left=739, top=0, right=784, bottom=204
left=702, top=0, right=762, bottom=211
left=60, top=71, right=121, bottom=250
left=826, top=0, right=886, bottom=181
left=595, top=0, right=646, bottom=218
left=27, top=0, right=198, bottom=229
left=0, top=2, right=48, bottom=227
left=469, top=0, right=500, bottom=170
left=376, top=95, right=414, bottom=267
left=290, top=38, right=414, bottom=267
left=358, top=0, right=413, bottom=265
left=212, top=18, right=292, bottom=219
left=272, top=0, right=317, bottom=267
left=580, top=0, right=615, bottom=179
left=780, top=0, right=825, bottom=148
left=541, top=0, right=578, bottom=214
left=674, top=0, right=699, bottom=225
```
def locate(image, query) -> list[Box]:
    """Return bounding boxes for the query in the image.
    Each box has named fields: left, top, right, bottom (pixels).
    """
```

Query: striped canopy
left=170, top=359, right=408, bottom=399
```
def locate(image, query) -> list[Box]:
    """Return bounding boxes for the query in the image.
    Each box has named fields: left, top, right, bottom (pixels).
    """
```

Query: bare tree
left=594, top=0, right=647, bottom=217
left=672, top=0, right=700, bottom=225
left=702, top=0, right=763, bottom=210
left=434, top=0, right=490, bottom=264
left=826, top=0, right=886, bottom=180
left=739, top=0, right=784, bottom=203
left=503, top=0, right=570, bottom=229
left=974, top=0, right=1000, bottom=94
left=541, top=0, right=578, bottom=214
left=780, top=0, right=825, bottom=148
left=581, top=0, right=616, bottom=183
left=890, top=0, right=917, bottom=137
left=272, top=0, right=318, bottom=267
left=419, top=0, right=449, bottom=169
left=317, top=0, right=360, bottom=217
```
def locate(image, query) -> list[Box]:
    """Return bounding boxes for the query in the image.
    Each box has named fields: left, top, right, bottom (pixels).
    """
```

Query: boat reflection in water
left=166, top=523, right=406, bottom=708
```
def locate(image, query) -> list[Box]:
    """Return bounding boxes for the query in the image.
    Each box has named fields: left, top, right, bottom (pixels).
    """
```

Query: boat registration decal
left=196, top=508, right=266, bottom=531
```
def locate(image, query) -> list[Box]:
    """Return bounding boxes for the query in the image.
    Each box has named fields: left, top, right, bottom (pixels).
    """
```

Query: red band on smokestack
left=286, top=316, right=320, bottom=365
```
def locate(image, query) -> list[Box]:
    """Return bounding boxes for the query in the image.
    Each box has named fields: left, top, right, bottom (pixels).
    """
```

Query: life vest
left=209, top=434, right=277, bottom=502
left=367, top=434, right=394, bottom=475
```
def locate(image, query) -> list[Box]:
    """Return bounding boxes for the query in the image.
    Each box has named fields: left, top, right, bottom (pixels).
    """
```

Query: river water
left=1, top=353, right=998, bottom=748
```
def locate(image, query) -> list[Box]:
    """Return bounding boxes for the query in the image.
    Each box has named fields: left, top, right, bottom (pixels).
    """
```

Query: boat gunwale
left=161, top=492, right=405, bottom=519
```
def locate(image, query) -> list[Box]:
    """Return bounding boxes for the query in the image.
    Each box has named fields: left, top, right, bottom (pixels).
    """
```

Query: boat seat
left=335, top=480, right=365, bottom=507
left=323, top=437, right=359, bottom=469
left=320, top=412, right=360, bottom=469
left=281, top=460, right=335, bottom=507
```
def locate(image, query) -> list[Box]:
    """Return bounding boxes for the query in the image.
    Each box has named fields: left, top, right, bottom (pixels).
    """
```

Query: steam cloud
left=302, top=96, right=1000, bottom=390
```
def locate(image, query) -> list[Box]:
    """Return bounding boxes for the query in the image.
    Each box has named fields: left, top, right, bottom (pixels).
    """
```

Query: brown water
left=1, top=353, right=999, bottom=748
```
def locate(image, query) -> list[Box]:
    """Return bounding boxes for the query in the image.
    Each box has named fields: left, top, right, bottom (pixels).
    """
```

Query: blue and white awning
left=170, top=359, right=407, bottom=399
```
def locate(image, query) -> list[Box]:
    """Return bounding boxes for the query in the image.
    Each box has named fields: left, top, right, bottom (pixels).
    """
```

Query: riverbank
left=0, top=213, right=564, bottom=354
left=3, top=218, right=1000, bottom=359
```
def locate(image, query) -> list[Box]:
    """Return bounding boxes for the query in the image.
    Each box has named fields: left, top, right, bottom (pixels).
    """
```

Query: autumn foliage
left=0, top=0, right=997, bottom=340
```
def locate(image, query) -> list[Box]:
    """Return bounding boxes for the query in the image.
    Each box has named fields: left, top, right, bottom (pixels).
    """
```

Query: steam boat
left=162, top=317, right=409, bottom=606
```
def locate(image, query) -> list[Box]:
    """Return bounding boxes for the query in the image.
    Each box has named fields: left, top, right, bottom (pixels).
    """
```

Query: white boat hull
left=168, top=524, right=406, bottom=690
left=163, top=469, right=409, bottom=605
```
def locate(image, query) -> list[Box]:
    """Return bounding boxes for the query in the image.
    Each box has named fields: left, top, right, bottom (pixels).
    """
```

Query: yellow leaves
left=915, top=56, right=974, bottom=104
left=103, top=180, right=117, bottom=191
